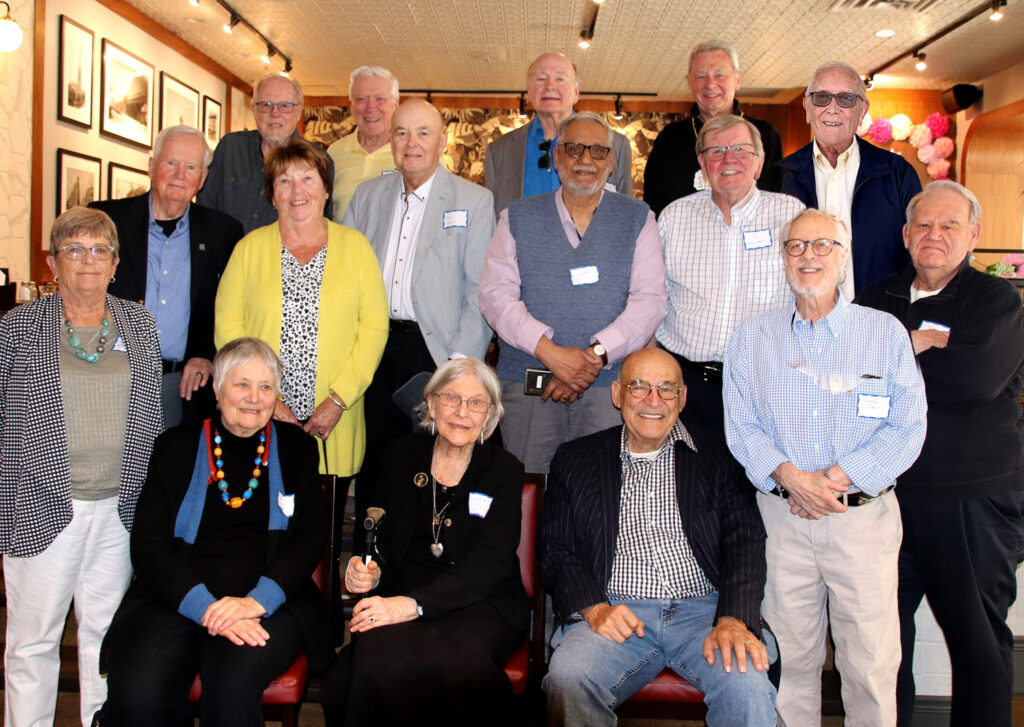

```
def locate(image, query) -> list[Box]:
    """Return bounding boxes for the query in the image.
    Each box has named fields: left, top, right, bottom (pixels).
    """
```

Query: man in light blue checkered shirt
left=724, top=208, right=927, bottom=727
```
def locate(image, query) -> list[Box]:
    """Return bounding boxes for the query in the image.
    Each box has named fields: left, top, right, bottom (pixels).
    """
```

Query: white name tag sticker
left=277, top=492, right=295, bottom=517
left=570, top=265, right=600, bottom=286
left=919, top=320, right=951, bottom=333
left=743, top=228, right=772, bottom=250
left=857, top=394, right=890, bottom=419
left=111, top=336, right=128, bottom=353
left=603, top=181, right=618, bottom=193
left=468, top=492, right=493, bottom=518
left=443, top=210, right=468, bottom=228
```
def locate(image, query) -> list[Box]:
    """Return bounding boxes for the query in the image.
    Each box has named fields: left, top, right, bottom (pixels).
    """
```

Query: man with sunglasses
left=198, top=74, right=332, bottom=233
left=480, top=112, right=665, bottom=475
left=540, top=347, right=777, bottom=726
left=656, top=114, right=803, bottom=436
left=724, top=209, right=926, bottom=726
left=484, top=52, right=632, bottom=215
left=778, top=61, right=921, bottom=298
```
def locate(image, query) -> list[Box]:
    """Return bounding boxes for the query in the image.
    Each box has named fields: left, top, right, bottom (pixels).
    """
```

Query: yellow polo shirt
left=328, top=133, right=395, bottom=222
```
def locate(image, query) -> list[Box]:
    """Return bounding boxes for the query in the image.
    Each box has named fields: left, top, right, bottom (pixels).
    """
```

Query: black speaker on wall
left=941, top=84, right=984, bottom=114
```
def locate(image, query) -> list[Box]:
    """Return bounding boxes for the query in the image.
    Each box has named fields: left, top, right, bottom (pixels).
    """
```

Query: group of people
left=0, top=36, right=1019, bottom=727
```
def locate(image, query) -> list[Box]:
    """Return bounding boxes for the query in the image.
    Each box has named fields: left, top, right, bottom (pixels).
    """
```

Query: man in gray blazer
left=344, top=98, right=495, bottom=527
left=484, top=52, right=632, bottom=215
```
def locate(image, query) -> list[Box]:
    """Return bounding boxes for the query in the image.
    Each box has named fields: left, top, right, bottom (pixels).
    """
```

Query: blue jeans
left=543, top=595, right=777, bottom=726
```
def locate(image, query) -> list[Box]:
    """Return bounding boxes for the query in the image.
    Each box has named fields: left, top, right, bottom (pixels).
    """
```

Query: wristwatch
left=591, top=342, right=608, bottom=366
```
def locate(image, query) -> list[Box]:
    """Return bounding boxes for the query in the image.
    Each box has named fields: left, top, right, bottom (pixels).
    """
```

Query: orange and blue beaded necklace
left=206, top=420, right=271, bottom=509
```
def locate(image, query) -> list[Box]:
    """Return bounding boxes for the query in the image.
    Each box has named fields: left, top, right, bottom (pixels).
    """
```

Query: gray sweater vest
left=497, top=191, right=648, bottom=387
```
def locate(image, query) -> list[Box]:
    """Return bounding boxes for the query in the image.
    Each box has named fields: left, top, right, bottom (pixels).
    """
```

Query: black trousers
left=661, top=347, right=725, bottom=438
left=101, top=602, right=304, bottom=727
left=320, top=601, right=523, bottom=727
left=356, top=325, right=435, bottom=552
left=896, top=489, right=1024, bottom=727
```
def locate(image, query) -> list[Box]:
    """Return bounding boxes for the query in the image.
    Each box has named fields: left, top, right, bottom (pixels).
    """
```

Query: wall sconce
left=0, top=2, right=24, bottom=52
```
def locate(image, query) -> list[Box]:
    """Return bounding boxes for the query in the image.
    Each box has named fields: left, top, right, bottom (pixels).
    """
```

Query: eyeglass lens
left=784, top=238, right=840, bottom=256
left=808, top=92, right=861, bottom=109
left=626, top=380, right=681, bottom=400
left=562, top=142, right=612, bottom=160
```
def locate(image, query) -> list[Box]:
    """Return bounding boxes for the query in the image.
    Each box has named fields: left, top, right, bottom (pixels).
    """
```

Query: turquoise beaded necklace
left=63, top=314, right=110, bottom=364
left=210, top=423, right=270, bottom=509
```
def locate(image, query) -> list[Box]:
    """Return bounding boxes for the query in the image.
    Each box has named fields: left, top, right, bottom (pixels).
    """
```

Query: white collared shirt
left=382, top=172, right=437, bottom=321
left=812, top=139, right=859, bottom=301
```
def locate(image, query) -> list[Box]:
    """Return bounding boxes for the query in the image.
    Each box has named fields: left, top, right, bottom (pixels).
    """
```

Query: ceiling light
left=593, top=0, right=606, bottom=3
left=188, top=0, right=199, bottom=6
left=518, top=93, right=527, bottom=119
left=579, top=30, right=592, bottom=49
left=913, top=52, right=927, bottom=71
left=865, top=75, right=875, bottom=91
left=222, top=15, right=238, bottom=34
left=283, top=60, right=293, bottom=74
left=613, top=95, right=624, bottom=120
left=990, top=0, right=1006, bottom=20
left=0, top=2, right=23, bottom=52
left=875, top=29, right=895, bottom=38
left=261, top=46, right=275, bottom=65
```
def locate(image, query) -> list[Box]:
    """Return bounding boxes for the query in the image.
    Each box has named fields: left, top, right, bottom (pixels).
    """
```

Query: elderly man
left=91, top=125, right=242, bottom=427
left=857, top=182, right=1024, bottom=727
left=198, top=74, right=332, bottom=233
left=656, top=115, right=803, bottom=434
left=644, top=40, right=783, bottom=217
left=778, top=61, right=921, bottom=298
left=540, top=347, right=777, bottom=726
left=724, top=209, right=927, bottom=726
left=328, top=66, right=399, bottom=221
left=479, top=112, right=666, bottom=474
left=344, top=98, right=495, bottom=528
left=484, top=52, right=632, bottom=215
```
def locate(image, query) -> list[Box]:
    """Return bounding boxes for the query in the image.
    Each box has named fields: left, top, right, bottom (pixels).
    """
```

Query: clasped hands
left=272, top=397, right=344, bottom=440
left=200, top=596, right=267, bottom=647
left=773, top=462, right=852, bottom=520
left=581, top=603, right=768, bottom=674
left=534, top=337, right=603, bottom=403
left=344, top=557, right=419, bottom=633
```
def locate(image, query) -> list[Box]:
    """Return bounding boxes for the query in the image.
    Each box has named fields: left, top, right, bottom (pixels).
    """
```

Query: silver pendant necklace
left=430, top=475, right=453, bottom=558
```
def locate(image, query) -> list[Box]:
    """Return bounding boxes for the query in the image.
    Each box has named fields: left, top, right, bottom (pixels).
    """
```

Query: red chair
left=189, top=474, right=341, bottom=727
left=503, top=474, right=545, bottom=695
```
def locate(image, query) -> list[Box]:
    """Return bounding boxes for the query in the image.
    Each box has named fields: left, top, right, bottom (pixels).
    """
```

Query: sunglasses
left=806, top=92, right=863, bottom=109
left=537, top=140, right=552, bottom=170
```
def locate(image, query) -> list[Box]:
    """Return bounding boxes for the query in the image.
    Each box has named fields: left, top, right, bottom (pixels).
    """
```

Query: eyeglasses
left=537, top=140, right=552, bottom=170
left=58, top=245, right=116, bottom=261
left=699, top=143, right=758, bottom=161
left=433, top=391, right=491, bottom=414
left=252, top=101, right=299, bottom=114
left=806, top=92, right=863, bottom=109
left=561, top=142, right=612, bottom=160
left=625, top=380, right=682, bottom=400
left=784, top=238, right=844, bottom=256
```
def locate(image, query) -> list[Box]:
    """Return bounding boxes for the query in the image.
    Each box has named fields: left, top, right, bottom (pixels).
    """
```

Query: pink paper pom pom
left=925, top=112, right=949, bottom=137
left=917, top=144, right=939, bottom=165
left=927, top=159, right=950, bottom=179
left=932, top=137, right=954, bottom=159
left=868, top=118, right=893, bottom=145
left=908, top=124, right=932, bottom=148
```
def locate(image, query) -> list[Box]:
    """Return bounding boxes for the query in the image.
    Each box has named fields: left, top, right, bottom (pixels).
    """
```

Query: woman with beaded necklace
left=97, top=337, right=331, bottom=725
left=0, top=207, right=163, bottom=725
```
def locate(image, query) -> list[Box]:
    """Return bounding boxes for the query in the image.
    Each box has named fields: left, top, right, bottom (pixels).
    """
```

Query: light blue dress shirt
left=146, top=202, right=192, bottom=362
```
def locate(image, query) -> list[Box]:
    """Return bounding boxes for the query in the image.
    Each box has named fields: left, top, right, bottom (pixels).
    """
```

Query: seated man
left=540, top=348, right=776, bottom=727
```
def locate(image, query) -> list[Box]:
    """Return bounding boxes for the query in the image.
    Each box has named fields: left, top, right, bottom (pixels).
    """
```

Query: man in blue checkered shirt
left=724, top=208, right=927, bottom=727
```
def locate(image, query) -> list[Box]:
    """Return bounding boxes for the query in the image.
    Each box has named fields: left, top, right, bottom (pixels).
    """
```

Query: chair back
left=517, top=475, right=542, bottom=598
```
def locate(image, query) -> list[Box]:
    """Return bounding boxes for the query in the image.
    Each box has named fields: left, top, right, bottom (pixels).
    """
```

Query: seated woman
left=322, top=358, right=529, bottom=727
left=99, top=337, right=331, bottom=727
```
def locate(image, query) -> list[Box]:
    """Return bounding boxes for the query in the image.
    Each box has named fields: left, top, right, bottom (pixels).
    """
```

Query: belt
left=675, top=353, right=723, bottom=380
left=162, top=359, right=185, bottom=375
left=768, top=483, right=894, bottom=507
left=388, top=319, right=421, bottom=334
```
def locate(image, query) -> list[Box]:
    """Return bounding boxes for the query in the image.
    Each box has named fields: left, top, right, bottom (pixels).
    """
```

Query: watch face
left=593, top=344, right=606, bottom=356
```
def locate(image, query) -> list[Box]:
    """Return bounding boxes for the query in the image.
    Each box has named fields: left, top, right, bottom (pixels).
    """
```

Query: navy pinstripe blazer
left=539, top=424, right=767, bottom=637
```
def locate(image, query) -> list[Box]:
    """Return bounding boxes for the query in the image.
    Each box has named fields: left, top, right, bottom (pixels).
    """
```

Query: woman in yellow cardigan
left=214, top=139, right=388, bottom=476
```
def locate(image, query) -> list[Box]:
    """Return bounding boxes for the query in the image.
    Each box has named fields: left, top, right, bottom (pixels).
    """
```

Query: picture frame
left=108, top=162, right=150, bottom=200
left=100, top=39, right=154, bottom=149
left=57, top=148, right=102, bottom=215
left=160, top=72, right=200, bottom=130
left=58, top=16, right=94, bottom=129
left=202, top=95, right=222, bottom=149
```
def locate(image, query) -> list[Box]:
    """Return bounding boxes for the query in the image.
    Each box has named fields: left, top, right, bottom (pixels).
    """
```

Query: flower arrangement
left=985, top=253, right=1024, bottom=279
left=859, top=109, right=955, bottom=180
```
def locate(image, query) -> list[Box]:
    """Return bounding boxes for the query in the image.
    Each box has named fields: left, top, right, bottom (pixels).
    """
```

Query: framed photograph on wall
left=160, top=72, right=199, bottom=130
left=100, top=39, right=154, bottom=149
left=108, top=162, right=150, bottom=200
left=57, top=149, right=102, bottom=215
left=58, top=16, right=93, bottom=129
left=202, top=95, right=222, bottom=149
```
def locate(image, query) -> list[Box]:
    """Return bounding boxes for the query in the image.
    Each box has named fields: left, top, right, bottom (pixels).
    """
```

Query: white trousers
left=758, top=490, right=902, bottom=727
left=3, top=497, right=132, bottom=727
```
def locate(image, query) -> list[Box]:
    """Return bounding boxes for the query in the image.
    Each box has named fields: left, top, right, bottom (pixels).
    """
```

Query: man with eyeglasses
left=778, top=61, right=921, bottom=298
left=483, top=52, right=632, bottom=215
left=540, top=347, right=777, bottom=726
left=724, top=208, right=926, bottom=726
left=198, top=74, right=332, bottom=233
left=644, top=40, right=784, bottom=217
left=655, top=114, right=803, bottom=436
left=480, top=112, right=666, bottom=475
left=857, top=182, right=1024, bottom=727
left=91, top=125, right=243, bottom=427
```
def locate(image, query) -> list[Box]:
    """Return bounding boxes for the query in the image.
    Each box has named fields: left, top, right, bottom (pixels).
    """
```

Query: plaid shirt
left=607, top=422, right=716, bottom=600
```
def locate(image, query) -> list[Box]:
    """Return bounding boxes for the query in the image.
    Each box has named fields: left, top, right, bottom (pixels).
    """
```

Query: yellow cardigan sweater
left=214, top=221, right=389, bottom=476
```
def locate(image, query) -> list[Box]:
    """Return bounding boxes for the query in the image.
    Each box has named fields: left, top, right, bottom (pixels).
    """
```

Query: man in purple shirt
left=479, top=112, right=666, bottom=474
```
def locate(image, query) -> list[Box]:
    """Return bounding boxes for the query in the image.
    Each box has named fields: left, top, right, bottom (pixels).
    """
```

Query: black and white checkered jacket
left=0, top=293, right=163, bottom=556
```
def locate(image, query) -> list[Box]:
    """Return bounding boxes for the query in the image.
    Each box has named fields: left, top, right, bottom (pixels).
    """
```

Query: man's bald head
left=391, top=98, right=446, bottom=190
left=612, top=348, right=687, bottom=453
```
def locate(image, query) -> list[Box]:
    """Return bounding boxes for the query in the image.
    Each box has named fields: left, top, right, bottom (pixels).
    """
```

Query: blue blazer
left=777, top=135, right=921, bottom=295
left=539, top=424, right=767, bottom=637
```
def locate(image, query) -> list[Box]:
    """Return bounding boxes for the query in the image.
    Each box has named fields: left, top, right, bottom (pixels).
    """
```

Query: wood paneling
left=962, top=100, right=1024, bottom=249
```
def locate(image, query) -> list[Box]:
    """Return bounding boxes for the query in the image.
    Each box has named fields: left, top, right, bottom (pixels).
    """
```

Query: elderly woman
left=322, top=358, right=529, bottom=726
left=99, top=337, right=330, bottom=726
left=215, top=138, right=388, bottom=477
left=0, top=207, right=162, bottom=725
